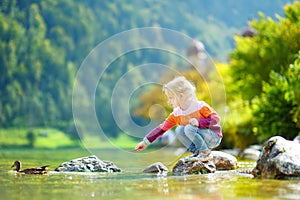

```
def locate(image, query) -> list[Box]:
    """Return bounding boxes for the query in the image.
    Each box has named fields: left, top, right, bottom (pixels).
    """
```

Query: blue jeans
left=175, top=124, right=221, bottom=153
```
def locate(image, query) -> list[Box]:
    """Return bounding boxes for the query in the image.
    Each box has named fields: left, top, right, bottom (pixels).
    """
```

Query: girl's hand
left=135, top=141, right=147, bottom=151
left=189, top=118, right=199, bottom=127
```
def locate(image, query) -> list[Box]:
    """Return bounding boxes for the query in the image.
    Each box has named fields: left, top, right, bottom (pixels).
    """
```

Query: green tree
left=223, top=1, right=300, bottom=147
left=253, top=53, right=300, bottom=141
left=229, top=1, right=300, bottom=101
left=26, top=130, right=36, bottom=148
left=0, top=0, right=292, bottom=142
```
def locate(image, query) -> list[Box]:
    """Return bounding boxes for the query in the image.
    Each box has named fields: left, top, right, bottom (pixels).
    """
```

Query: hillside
left=0, top=0, right=292, bottom=139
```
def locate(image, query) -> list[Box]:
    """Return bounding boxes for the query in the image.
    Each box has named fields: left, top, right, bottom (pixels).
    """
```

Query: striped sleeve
left=145, top=113, right=177, bottom=143
left=145, top=126, right=166, bottom=143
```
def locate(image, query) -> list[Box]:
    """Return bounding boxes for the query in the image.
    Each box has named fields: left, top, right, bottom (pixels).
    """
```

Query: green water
left=1, top=148, right=300, bottom=200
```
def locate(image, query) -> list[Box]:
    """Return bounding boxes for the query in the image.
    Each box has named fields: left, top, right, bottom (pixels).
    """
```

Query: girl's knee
left=184, top=124, right=197, bottom=138
left=184, top=124, right=196, bottom=133
left=175, top=126, right=185, bottom=136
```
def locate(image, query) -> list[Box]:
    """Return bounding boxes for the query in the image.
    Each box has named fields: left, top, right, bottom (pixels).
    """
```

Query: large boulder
left=252, top=136, right=300, bottom=179
left=55, top=155, right=121, bottom=172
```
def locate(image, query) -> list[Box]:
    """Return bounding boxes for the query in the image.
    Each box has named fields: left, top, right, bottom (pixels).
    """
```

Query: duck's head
left=11, top=160, right=21, bottom=172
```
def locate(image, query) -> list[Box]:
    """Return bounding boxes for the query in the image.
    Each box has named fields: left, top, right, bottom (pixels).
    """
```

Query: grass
left=0, top=127, right=139, bottom=149
left=0, top=127, right=76, bottom=148
left=82, top=133, right=139, bottom=149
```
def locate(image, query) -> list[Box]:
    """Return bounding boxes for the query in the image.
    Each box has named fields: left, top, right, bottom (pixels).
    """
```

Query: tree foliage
left=225, top=1, right=300, bottom=146
left=229, top=1, right=300, bottom=101
left=0, top=0, right=291, bottom=141
left=253, top=53, right=300, bottom=141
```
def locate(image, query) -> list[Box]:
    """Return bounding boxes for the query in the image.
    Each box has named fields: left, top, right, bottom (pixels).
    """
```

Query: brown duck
left=11, top=160, right=49, bottom=175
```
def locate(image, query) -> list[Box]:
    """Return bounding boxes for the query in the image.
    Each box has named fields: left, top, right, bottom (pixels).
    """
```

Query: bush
left=252, top=53, right=300, bottom=142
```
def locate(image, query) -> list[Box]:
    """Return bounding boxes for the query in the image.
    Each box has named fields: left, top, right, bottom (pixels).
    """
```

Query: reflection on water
left=1, top=148, right=300, bottom=200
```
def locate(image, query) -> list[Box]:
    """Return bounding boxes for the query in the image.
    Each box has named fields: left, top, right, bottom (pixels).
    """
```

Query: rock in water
left=171, top=150, right=238, bottom=175
left=55, top=155, right=121, bottom=172
left=252, top=136, right=300, bottom=179
left=143, top=162, right=168, bottom=175
left=143, top=162, right=168, bottom=174
left=172, top=157, right=216, bottom=175
left=211, top=151, right=238, bottom=170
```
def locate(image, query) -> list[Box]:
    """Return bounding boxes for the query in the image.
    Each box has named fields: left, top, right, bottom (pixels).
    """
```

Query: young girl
left=135, top=76, right=222, bottom=159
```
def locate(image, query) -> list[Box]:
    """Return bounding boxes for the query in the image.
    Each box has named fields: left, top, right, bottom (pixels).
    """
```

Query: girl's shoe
left=189, top=150, right=200, bottom=158
left=197, top=150, right=212, bottom=162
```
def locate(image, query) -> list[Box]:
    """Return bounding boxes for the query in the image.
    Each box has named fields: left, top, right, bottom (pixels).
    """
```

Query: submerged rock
left=143, top=162, right=168, bottom=175
left=55, top=155, right=121, bottom=172
left=252, top=136, right=300, bottom=179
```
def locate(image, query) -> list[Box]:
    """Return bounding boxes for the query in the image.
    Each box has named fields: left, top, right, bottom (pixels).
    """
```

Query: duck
left=11, top=160, right=49, bottom=175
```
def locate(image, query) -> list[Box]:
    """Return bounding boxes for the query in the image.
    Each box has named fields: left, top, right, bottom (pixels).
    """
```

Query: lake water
left=1, top=148, right=300, bottom=200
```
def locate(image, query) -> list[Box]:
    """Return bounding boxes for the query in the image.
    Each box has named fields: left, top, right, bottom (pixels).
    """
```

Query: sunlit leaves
left=253, top=54, right=300, bottom=141
left=224, top=2, right=300, bottom=146
left=230, top=1, right=300, bottom=101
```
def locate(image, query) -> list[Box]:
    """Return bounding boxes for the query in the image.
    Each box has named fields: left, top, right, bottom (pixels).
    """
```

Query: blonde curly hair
left=163, top=76, right=197, bottom=108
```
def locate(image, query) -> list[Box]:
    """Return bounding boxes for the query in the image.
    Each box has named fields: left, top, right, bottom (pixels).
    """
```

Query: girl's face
left=165, top=90, right=181, bottom=108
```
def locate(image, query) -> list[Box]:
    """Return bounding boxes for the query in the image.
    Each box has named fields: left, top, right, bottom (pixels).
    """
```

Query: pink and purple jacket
left=144, top=100, right=222, bottom=144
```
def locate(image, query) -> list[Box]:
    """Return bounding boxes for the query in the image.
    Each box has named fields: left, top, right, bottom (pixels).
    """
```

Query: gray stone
left=143, top=162, right=168, bottom=175
left=55, top=155, right=121, bottom=172
left=252, top=136, right=300, bottom=179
